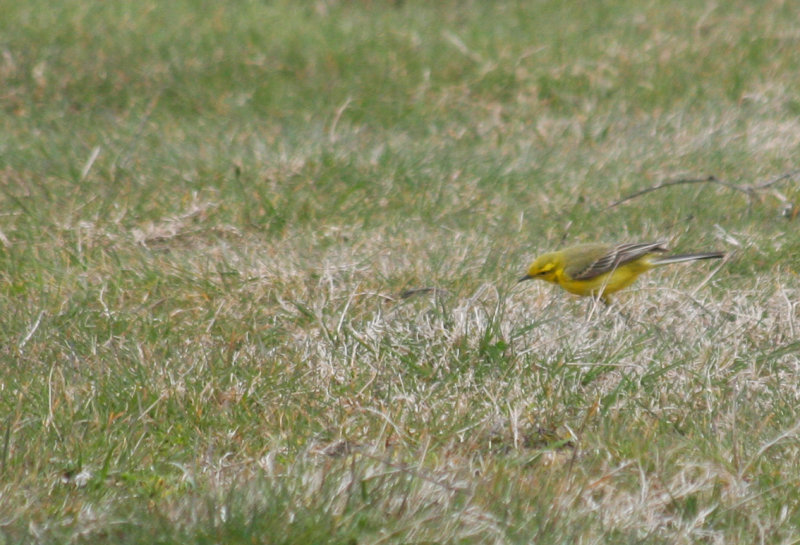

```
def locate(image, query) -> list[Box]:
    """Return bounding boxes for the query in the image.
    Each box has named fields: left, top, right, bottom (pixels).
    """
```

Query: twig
left=753, top=169, right=800, bottom=190
left=606, top=176, right=743, bottom=210
left=605, top=170, right=799, bottom=210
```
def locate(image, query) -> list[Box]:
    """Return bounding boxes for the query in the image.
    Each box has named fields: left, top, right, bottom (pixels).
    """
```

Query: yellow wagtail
left=519, top=241, right=724, bottom=303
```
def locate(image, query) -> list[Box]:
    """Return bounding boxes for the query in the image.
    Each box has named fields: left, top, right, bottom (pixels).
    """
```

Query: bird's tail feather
left=652, top=252, right=725, bottom=265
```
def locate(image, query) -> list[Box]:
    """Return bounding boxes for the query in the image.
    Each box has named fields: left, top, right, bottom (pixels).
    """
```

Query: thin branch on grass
left=604, top=170, right=800, bottom=210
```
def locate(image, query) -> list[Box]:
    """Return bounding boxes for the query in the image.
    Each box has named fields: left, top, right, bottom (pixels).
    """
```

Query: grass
left=2, top=0, right=800, bottom=543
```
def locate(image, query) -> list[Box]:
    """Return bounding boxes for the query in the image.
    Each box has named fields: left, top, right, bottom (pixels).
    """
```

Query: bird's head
left=519, top=252, right=559, bottom=284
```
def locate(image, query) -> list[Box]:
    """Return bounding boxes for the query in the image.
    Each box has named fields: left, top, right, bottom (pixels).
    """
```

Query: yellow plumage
left=519, top=241, right=724, bottom=303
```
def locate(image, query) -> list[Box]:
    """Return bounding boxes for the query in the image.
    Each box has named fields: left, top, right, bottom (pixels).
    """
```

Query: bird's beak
left=518, top=274, right=532, bottom=283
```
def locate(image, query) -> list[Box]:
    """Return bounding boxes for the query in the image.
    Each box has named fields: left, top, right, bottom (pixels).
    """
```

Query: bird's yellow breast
left=554, top=259, right=654, bottom=297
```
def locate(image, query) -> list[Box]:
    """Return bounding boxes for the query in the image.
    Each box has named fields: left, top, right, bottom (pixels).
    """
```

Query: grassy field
left=2, top=0, right=800, bottom=543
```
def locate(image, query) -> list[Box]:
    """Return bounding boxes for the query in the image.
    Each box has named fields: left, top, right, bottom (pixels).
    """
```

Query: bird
left=519, top=241, right=724, bottom=303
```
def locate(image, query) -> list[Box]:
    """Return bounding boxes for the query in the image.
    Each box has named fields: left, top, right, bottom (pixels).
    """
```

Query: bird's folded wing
left=568, top=241, right=667, bottom=280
